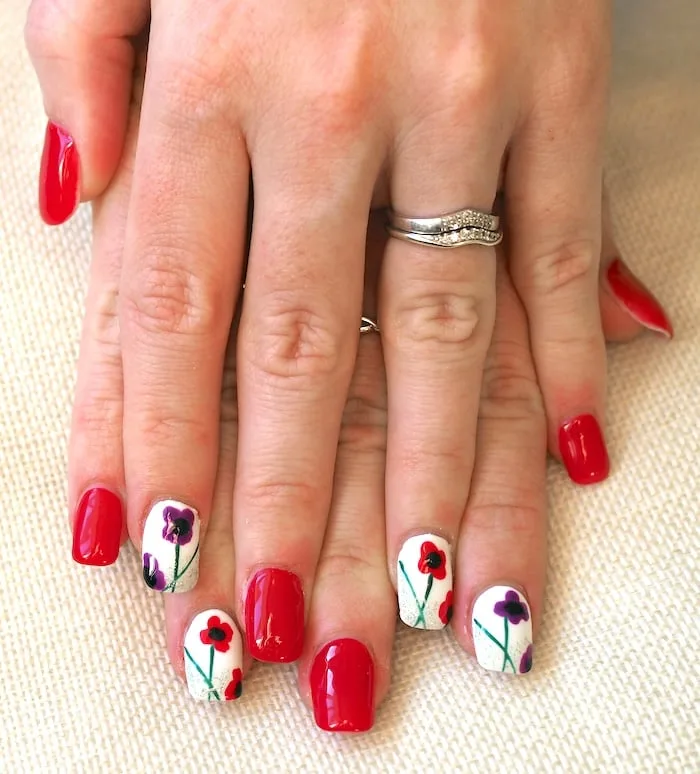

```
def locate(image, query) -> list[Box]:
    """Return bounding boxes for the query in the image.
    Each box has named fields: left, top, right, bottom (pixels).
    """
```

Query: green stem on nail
left=184, top=646, right=221, bottom=701
left=399, top=560, right=426, bottom=628
left=473, top=618, right=517, bottom=673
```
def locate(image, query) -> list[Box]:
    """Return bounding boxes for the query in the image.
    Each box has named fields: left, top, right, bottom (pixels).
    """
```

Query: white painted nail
left=397, top=534, right=453, bottom=630
left=141, top=499, right=200, bottom=593
left=184, top=610, right=243, bottom=701
left=472, top=585, right=533, bottom=674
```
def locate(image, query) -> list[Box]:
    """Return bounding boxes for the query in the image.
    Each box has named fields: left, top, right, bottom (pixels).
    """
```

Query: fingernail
left=184, top=610, right=243, bottom=702
left=245, top=568, right=304, bottom=662
left=397, top=533, right=453, bottom=630
left=606, top=258, right=674, bottom=338
left=39, top=121, right=80, bottom=226
left=310, top=639, right=374, bottom=732
left=472, top=586, right=533, bottom=674
left=558, top=414, right=610, bottom=485
left=141, top=500, right=200, bottom=593
left=72, top=487, right=123, bottom=566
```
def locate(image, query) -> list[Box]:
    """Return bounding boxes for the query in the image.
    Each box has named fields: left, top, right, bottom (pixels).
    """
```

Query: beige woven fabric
left=1, top=0, right=698, bottom=771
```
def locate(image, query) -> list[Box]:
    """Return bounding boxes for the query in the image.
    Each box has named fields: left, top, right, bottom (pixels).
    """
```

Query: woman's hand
left=36, top=3, right=673, bottom=650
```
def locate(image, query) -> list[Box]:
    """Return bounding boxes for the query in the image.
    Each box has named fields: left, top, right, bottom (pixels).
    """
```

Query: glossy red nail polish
left=245, top=568, right=304, bottom=662
left=558, top=414, right=610, bottom=485
left=39, top=121, right=80, bottom=226
left=310, top=639, right=374, bottom=733
left=606, top=258, right=674, bottom=338
left=72, top=488, right=123, bottom=566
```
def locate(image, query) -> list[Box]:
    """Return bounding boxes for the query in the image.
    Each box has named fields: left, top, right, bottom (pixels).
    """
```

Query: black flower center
left=233, top=681, right=242, bottom=699
left=208, top=627, right=226, bottom=642
left=445, top=605, right=453, bottom=623
left=172, top=518, right=191, bottom=537
left=504, top=600, right=525, bottom=617
left=143, top=567, right=157, bottom=588
left=425, top=551, right=443, bottom=569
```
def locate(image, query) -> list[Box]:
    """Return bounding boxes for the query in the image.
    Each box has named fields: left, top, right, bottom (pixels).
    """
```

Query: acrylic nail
left=72, top=487, right=123, bottom=566
left=39, top=121, right=80, bottom=226
left=310, top=639, right=374, bottom=732
left=606, top=258, right=674, bottom=338
left=184, top=610, right=243, bottom=701
left=141, top=499, right=200, bottom=593
left=558, top=414, right=610, bottom=485
left=245, top=568, right=304, bottom=663
left=472, top=585, right=533, bottom=674
left=397, top=533, right=453, bottom=630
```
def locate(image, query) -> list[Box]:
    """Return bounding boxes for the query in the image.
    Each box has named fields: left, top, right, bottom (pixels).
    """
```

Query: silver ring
left=388, top=207, right=499, bottom=235
left=386, top=224, right=502, bottom=249
left=360, top=316, right=380, bottom=335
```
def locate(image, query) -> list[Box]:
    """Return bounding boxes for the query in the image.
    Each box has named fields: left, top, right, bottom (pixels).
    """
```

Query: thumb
left=25, top=0, right=148, bottom=225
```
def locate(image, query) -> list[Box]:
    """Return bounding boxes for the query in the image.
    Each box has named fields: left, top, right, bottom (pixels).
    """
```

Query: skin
left=67, top=78, right=646, bottom=718
left=28, top=0, right=615, bottom=620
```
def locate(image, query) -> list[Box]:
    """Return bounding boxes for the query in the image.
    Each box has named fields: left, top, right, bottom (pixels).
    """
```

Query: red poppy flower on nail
left=418, top=541, right=447, bottom=580
left=439, top=590, right=454, bottom=625
left=199, top=615, right=234, bottom=653
left=224, top=668, right=243, bottom=701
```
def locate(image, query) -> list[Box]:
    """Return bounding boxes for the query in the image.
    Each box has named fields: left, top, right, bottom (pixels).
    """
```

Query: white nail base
left=184, top=610, right=243, bottom=701
left=141, top=499, right=200, bottom=593
left=397, top=534, right=453, bottom=630
left=472, top=585, right=533, bottom=674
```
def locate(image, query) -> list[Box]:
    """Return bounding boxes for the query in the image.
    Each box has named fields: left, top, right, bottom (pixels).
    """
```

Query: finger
left=382, top=33, right=513, bottom=629
left=164, top=333, right=249, bottom=702
left=599, top=194, right=674, bottom=342
left=507, top=12, right=612, bottom=485
left=68, top=88, right=143, bottom=565
left=453, top=245, right=546, bottom=674
left=299, top=251, right=393, bottom=731
left=25, top=0, right=148, bottom=224
left=234, top=103, right=381, bottom=661
left=119, top=12, right=249, bottom=594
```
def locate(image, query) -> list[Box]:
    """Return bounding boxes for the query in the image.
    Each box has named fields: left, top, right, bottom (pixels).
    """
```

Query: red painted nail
left=606, top=258, right=674, bottom=338
left=558, top=414, right=610, bottom=485
left=72, top=488, right=123, bottom=566
left=39, top=121, right=80, bottom=226
left=245, top=568, right=304, bottom=663
left=310, top=639, right=374, bottom=733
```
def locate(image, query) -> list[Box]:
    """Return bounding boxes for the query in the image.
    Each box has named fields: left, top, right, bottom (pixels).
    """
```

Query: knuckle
left=316, top=550, right=379, bottom=587
left=219, top=352, right=238, bottom=428
left=528, top=239, right=598, bottom=296
left=394, top=291, right=484, bottom=348
left=339, top=393, right=387, bottom=455
left=481, top=340, right=544, bottom=419
left=242, top=477, right=322, bottom=516
left=466, top=503, right=543, bottom=539
left=121, top=258, right=225, bottom=339
left=72, top=388, right=122, bottom=438
left=138, top=410, right=209, bottom=449
left=244, top=299, right=343, bottom=383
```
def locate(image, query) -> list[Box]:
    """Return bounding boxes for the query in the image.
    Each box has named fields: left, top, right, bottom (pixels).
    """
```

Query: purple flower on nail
left=142, top=553, right=166, bottom=591
left=519, top=644, right=533, bottom=674
left=162, top=506, right=195, bottom=546
left=493, top=590, right=530, bottom=626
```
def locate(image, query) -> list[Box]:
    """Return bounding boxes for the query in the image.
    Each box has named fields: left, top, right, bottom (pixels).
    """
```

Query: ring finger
left=381, top=48, right=514, bottom=630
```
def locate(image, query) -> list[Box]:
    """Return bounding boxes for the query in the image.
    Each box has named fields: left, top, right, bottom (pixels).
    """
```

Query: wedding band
left=388, top=207, right=499, bottom=235
left=360, top=316, right=380, bottom=334
left=386, top=224, right=502, bottom=249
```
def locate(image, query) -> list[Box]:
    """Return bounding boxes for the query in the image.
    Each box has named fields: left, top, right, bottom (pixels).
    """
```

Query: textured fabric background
left=1, top=1, right=698, bottom=771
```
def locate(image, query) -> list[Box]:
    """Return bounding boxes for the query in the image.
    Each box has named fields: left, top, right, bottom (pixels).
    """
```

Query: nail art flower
left=142, top=553, right=166, bottom=591
left=493, top=589, right=530, bottom=625
left=162, top=505, right=195, bottom=546
left=200, top=615, right=234, bottom=653
left=519, top=644, right=533, bottom=674
left=224, top=668, right=243, bottom=701
left=417, top=541, right=447, bottom=580
left=439, top=590, right=454, bottom=625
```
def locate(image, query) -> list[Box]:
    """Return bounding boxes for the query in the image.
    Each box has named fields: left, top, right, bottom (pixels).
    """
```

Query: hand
left=37, top=4, right=672, bottom=656
left=66, top=73, right=670, bottom=731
